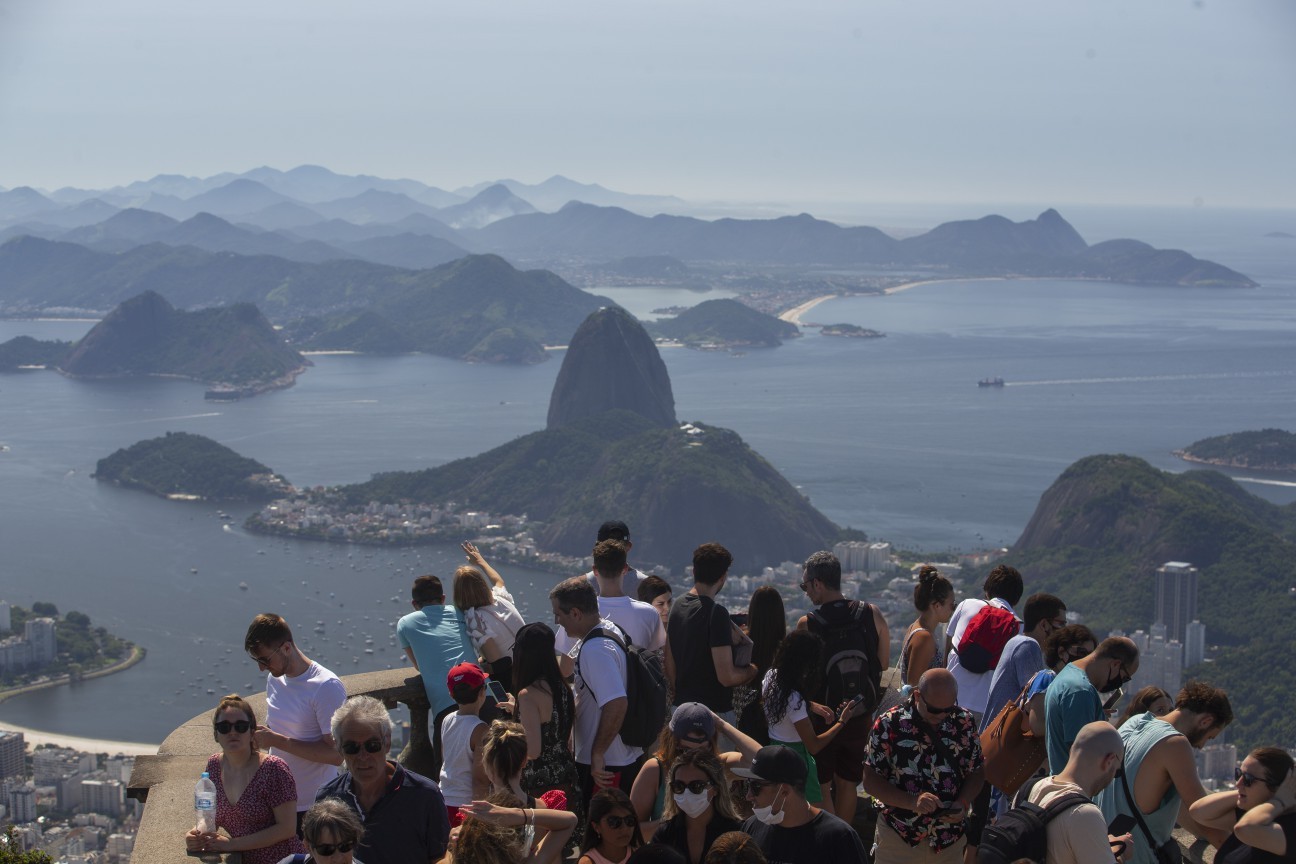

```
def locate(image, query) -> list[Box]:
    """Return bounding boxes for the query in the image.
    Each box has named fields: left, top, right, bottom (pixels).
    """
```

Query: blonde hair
left=453, top=566, right=494, bottom=610
left=481, top=720, right=528, bottom=786
left=455, top=790, right=528, bottom=864
left=660, top=749, right=739, bottom=822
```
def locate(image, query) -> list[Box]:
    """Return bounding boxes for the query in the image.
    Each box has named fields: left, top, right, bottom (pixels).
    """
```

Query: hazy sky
left=1, top=0, right=1293, bottom=208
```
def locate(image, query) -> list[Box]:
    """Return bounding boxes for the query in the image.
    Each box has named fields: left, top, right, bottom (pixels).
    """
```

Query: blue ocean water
left=0, top=206, right=1292, bottom=742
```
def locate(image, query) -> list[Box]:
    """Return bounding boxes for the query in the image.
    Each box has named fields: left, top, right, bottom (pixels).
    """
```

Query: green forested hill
left=647, top=298, right=800, bottom=347
left=1176, top=429, right=1296, bottom=471
left=1005, top=454, right=1296, bottom=748
left=94, top=431, right=287, bottom=500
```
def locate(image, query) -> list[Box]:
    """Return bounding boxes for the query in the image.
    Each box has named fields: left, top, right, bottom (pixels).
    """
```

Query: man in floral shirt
left=863, top=669, right=985, bottom=863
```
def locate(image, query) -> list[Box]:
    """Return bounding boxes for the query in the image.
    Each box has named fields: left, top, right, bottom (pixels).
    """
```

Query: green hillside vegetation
left=1003, top=454, right=1296, bottom=749
left=94, top=431, right=288, bottom=500
left=60, top=291, right=305, bottom=387
left=285, top=254, right=609, bottom=363
left=1176, top=428, right=1296, bottom=471
left=648, top=298, right=800, bottom=347
left=0, top=336, right=71, bottom=370
left=338, top=409, right=842, bottom=570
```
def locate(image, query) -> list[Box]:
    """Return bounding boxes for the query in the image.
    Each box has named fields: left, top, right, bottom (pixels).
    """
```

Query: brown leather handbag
left=979, top=677, right=1047, bottom=794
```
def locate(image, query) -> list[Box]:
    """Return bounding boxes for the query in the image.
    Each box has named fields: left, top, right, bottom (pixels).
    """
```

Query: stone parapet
left=127, top=669, right=431, bottom=864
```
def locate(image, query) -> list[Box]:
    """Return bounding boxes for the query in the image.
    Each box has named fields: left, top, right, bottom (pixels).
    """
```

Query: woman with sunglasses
left=649, top=750, right=742, bottom=864
left=579, top=788, right=644, bottom=864
left=630, top=703, right=761, bottom=839
left=278, top=799, right=366, bottom=864
left=1189, top=747, right=1296, bottom=863
left=186, top=694, right=305, bottom=864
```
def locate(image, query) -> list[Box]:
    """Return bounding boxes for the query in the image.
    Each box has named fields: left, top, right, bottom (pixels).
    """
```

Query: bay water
left=0, top=206, right=1293, bottom=743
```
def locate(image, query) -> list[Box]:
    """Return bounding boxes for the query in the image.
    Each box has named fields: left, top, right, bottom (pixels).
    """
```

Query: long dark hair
left=581, top=788, right=643, bottom=854
left=512, top=622, right=571, bottom=732
left=764, top=630, right=824, bottom=725
left=746, top=586, right=785, bottom=675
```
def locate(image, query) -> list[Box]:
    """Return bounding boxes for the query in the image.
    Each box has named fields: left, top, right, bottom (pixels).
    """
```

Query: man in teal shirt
left=1045, top=636, right=1138, bottom=773
left=397, top=573, right=475, bottom=777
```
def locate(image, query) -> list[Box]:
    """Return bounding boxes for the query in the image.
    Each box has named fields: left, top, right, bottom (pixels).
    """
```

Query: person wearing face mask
left=649, top=750, right=742, bottom=864
left=862, top=669, right=985, bottom=863
left=1094, top=682, right=1235, bottom=864
left=1044, top=636, right=1140, bottom=774
left=735, top=745, right=868, bottom=864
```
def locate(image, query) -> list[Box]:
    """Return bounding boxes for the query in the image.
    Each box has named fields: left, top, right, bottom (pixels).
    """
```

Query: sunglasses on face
left=340, top=738, right=385, bottom=755
left=670, top=779, right=713, bottom=795
left=214, top=720, right=252, bottom=734
left=1236, top=767, right=1270, bottom=788
left=744, top=779, right=772, bottom=796
left=601, top=814, right=634, bottom=829
left=311, top=840, right=357, bottom=856
left=922, top=702, right=958, bottom=715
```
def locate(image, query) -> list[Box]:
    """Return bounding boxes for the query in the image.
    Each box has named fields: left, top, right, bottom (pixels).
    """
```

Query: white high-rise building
left=1185, top=620, right=1206, bottom=667
left=1129, top=623, right=1183, bottom=697
left=1155, top=562, right=1198, bottom=644
left=7, top=783, right=36, bottom=823
left=866, top=542, right=893, bottom=573
left=833, top=541, right=871, bottom=573
left=80, top=778, right=123, bottom=817
left=24, top=617, right=57, bottom=665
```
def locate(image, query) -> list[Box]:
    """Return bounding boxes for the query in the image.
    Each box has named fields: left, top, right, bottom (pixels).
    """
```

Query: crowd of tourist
left=179, top=519, right=1296, bottom=864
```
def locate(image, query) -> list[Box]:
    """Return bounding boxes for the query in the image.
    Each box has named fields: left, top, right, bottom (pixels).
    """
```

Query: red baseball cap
left=446, top=662, right=488, bottom=694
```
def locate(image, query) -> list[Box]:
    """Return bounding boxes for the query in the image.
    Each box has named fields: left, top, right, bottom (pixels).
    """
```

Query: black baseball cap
left=731, top=745, right=807, bottom=788
left=597, top=520, right=630, bottom=542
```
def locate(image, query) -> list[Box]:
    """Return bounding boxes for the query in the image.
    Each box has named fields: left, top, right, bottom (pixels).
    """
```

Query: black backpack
left=806, top=600, right=882, bottom=718
left=576, top=626, right=668, bottom=749
left=977, top=792, right=1090, bottom=864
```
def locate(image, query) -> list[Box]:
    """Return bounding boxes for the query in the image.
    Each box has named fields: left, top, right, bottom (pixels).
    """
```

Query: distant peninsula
left=1174, top=429, right=1296, bottom=472
left=819, top=323, right=884, bottom=339
left=647, top=298, right=800, bottom=349
left=94, top=431, right=292, bottom=501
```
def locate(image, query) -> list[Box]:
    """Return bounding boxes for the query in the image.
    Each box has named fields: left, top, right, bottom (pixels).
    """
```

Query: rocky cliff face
left=546, top=305, right=677, bottom=429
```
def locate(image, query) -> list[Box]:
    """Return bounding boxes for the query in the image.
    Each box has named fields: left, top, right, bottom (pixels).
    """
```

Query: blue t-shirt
left=1044, top=662, right=1102, bottom=773
left=979, top=634, right=1045, bottom=733
left=396, top=605, right=474, bottom=716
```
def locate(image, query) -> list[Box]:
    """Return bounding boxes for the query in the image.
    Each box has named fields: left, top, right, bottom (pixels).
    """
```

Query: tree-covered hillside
left=94, top=431, right=288, bottom=501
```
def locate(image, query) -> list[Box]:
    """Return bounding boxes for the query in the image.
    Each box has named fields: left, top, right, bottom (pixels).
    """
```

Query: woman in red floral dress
left=185, top=695, right=305, bottom=864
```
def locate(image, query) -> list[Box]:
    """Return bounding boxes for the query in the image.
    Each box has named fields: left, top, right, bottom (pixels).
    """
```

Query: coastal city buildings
left=0, top=616, right=58, bottom=671
left=0, top=731, right=23, bottom=779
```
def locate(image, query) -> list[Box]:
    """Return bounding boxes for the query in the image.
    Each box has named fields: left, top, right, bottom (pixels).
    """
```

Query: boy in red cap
left=439, top=662, right=491, bottom=826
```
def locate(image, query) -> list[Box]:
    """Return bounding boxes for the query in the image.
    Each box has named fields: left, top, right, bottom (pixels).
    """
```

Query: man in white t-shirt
left=550, top=576, right=644, bottom=807
left=245, top=613, right=348, bottom=826
left=559, top=539, right=664, bottom=657
left=582, top=520, right=648, bottom=597
left=944, top=564, right=1024, bottom=723
left=1026, top=721, right=1132, bottom=864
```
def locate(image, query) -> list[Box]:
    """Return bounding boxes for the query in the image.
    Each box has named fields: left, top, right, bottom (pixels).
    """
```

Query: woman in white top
left=455, top=542, right=526, bottom=690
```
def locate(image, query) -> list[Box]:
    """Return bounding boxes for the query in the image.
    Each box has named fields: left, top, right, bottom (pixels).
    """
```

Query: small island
left=94, top=431, right=293, bottom=501
left=1174, top=428, right=1296, bottom=472
left=646, top=298, right=800, bottom=349
left=819, top=323, right=885, bottom=339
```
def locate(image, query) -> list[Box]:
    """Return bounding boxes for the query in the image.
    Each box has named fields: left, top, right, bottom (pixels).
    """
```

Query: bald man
left=1027, top=721, right=1132, bottom=864
left=863, top=669, right=985, bottom=863
left=1045, top=636, right=1140, bottom=773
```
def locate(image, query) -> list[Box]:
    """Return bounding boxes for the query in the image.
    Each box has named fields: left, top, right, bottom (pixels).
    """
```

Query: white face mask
left=673, top=789, right=712, bottom=819
left=751, top=789, right=786, bottom=825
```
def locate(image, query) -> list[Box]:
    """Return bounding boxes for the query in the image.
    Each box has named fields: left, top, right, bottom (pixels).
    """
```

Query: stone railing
left=126, top=669, right=433, bottom=864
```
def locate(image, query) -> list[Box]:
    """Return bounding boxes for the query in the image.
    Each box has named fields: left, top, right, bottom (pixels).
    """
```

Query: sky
left=0, top=0, right=1293, bottom=209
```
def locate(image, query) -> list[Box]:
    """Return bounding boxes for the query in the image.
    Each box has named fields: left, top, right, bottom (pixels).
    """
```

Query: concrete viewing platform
left=125, top=668, right=1217, bottom=864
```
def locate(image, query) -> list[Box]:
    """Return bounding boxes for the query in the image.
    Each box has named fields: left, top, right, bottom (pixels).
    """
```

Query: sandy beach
left=0, top=719, right=158, bottom=756
left=778, top=294, right=837, bottom=325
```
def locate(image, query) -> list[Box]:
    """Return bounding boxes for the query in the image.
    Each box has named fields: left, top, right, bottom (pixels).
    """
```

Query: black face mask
left=1100, top=666, right=1128, bottom=695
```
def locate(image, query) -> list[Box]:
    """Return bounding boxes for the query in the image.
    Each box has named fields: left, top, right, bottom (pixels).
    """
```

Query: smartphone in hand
left=1108, top=814, right=1137, bottom=836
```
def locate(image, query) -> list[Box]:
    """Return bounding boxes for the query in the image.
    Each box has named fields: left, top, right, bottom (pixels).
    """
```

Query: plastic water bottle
left=194, top=771, right=217, bottom=834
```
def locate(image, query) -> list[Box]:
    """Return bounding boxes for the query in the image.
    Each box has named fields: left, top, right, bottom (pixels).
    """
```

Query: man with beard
left=1094, top=682, right=1233, bottom=864
left=1044, top=636, right=1139, bottom=773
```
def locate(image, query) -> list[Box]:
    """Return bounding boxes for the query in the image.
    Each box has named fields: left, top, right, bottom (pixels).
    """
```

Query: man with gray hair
left=315, top=695, right=449, bottom=864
